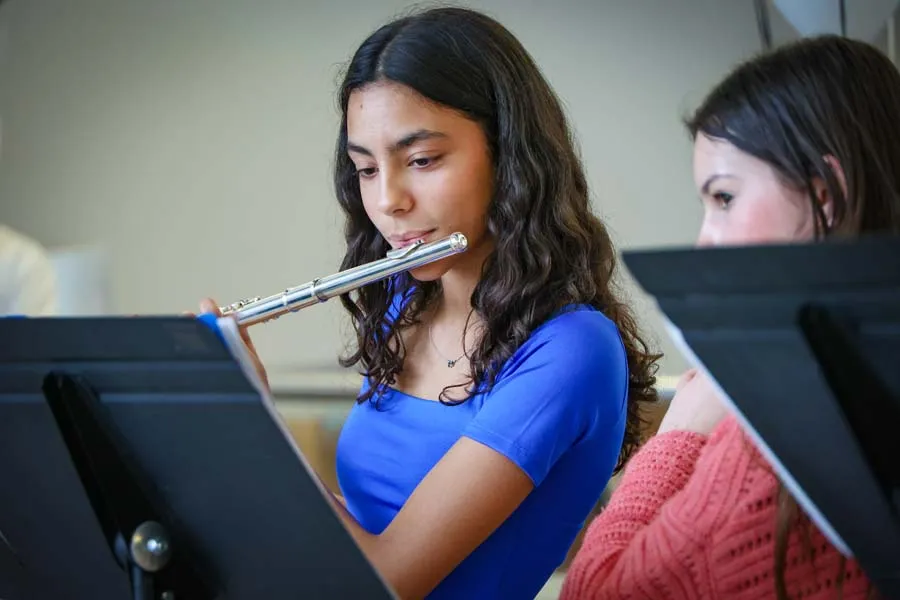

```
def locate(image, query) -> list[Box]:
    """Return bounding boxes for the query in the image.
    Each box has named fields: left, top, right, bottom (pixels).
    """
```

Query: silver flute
left=219, top=232, right=468, bottom=326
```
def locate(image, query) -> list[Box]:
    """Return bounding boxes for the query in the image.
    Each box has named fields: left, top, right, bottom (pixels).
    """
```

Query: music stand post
left=622, top=234, right=900, bottom=599
left=0, top=315, right=396, bottom=600
left=42, top=371, right=214, bottom=600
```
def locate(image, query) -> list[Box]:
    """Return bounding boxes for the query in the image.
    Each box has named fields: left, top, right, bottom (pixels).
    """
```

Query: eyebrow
left=347, top=129, right=448, bottom=157
left=701, top=173, right=735, bottom=195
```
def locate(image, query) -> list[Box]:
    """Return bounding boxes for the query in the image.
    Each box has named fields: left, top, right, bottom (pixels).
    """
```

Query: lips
left=390, top=229, right=436, bottom=247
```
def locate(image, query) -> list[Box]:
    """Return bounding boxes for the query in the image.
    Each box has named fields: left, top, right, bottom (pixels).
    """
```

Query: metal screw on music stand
left=130, top=521, right=172, bottom=573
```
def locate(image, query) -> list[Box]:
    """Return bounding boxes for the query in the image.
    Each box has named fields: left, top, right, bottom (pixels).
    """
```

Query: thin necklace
left=427, top=320, right=467, bottom=368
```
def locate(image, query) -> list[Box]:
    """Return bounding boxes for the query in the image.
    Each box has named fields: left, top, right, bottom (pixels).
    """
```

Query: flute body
left=220, top=232, right=468, bottom=326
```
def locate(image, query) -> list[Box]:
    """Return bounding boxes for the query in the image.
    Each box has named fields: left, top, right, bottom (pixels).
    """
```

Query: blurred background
left=1, top=0, right=897, bottom=596
left=4, top=0, right=899, bottom=376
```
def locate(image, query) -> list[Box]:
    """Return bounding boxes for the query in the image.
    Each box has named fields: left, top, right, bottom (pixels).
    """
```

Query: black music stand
left=622, top=234, right=900, bottom=600
left=0, top=315, right=396, bottom=600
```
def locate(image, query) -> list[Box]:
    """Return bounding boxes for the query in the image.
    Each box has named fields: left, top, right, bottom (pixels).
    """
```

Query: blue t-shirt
left=335, top=304, right=629, bottom=599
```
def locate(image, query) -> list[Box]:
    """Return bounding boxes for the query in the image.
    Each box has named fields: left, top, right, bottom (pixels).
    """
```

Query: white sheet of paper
left=662, top=316, right=852, bottom=557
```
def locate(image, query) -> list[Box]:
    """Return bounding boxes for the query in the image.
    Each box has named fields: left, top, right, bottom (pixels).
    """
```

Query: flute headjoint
left=386, top=239, right=425, bottom=260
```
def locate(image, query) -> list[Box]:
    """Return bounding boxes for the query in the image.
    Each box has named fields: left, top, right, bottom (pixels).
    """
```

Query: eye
left=356, top=167, right=378, bottom=180
left=713, top=191, right=734, bottom=209
left=409, top=155, right=442, bottom=169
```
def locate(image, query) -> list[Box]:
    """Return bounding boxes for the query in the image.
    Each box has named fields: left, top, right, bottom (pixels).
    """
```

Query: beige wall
left=0, top=0, right=780, bottom=376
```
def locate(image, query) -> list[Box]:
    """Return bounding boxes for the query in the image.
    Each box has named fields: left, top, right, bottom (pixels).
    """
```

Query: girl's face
left=692, top=133, right=820, bottom=247
left=346, top=81, right=494, bottom=281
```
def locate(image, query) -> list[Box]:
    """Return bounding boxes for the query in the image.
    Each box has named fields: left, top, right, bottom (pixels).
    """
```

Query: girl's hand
left=657, top=368, right=729, bottom=435
left=190, top=298, right=270, bottom=391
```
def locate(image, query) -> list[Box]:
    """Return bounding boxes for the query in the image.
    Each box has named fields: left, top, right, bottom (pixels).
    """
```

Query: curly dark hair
left=333, top=6, right=660, bottom=472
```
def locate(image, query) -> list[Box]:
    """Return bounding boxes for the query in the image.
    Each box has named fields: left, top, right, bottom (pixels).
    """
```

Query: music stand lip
left=622, top=233, right=900, bottom=296
left=621, top=234, right=900, bottom=599
left=0, top=315, right=398, bottom=600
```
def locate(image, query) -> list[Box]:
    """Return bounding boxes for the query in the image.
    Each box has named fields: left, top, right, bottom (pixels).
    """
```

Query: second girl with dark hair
left=561, top=34, right=900, bottom=600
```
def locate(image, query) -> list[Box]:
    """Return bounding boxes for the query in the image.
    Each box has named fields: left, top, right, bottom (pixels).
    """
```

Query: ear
left=811, top=154, right=847, bottom=228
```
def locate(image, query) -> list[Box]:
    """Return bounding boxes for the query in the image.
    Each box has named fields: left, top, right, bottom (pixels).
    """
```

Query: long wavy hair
left=685, top=34, right=900, bottom=599
left=332, top=6, right=660, bottom=472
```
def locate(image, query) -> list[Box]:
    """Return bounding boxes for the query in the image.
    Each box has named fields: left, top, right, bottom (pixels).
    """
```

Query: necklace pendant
left=447, top=359, right=456, bottom=368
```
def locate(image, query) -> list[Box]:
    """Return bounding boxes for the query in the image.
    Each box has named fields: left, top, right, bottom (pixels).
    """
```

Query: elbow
left=356, top=537, right=435, bottom=600
left=560, top=575, right=612, bottom=600
left=334, top=509, right=438, bottom=598
left=559, top=571, right=594, bottom=600
left=374, top=560, right=440, bottom=600
left=559, top=553, right=622, bottom=600
left=367, top=542, right=451, bottom=600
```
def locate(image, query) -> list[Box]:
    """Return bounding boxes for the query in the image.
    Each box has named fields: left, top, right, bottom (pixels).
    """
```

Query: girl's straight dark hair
left=686, top=34, right=900, bottom=599
left=686, top=35, right=900, bottom=239
left=333, top=6, right=661, bottom=473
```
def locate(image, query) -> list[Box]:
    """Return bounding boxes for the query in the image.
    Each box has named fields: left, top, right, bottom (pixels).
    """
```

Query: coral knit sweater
left=560, top=415, right=873, bottom=600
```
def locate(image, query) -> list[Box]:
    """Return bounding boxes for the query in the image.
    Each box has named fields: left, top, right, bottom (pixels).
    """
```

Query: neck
left=438, top=269, right=478, bottom=320
left=435, top=238, right=493, bottom=323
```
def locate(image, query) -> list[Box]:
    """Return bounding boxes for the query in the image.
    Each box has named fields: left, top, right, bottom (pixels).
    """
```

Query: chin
left=408, top=261, right=453, bottom=283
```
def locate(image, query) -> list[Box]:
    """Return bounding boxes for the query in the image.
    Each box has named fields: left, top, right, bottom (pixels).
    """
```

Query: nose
left=695, top=215, right=716, bottom=248
left=376, top=172, right=413, bottom=215
left=696, top=228, right=713, bottom=248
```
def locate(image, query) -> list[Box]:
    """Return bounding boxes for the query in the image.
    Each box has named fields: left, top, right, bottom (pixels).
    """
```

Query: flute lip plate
left=386, top=239, right=425, bottom=259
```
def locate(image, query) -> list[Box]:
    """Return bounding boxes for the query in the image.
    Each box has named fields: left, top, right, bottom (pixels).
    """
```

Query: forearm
left=318, top=437, right=534, bottom=600
left=561, top=430, right=708, bottom=599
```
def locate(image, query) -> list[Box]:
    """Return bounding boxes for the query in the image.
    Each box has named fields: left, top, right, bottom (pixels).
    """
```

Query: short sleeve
left=462, top=308, right=629, bottom=486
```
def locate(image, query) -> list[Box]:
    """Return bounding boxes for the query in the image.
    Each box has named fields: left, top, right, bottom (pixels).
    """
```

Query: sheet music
left=662, top=317, right=853, bottom=558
